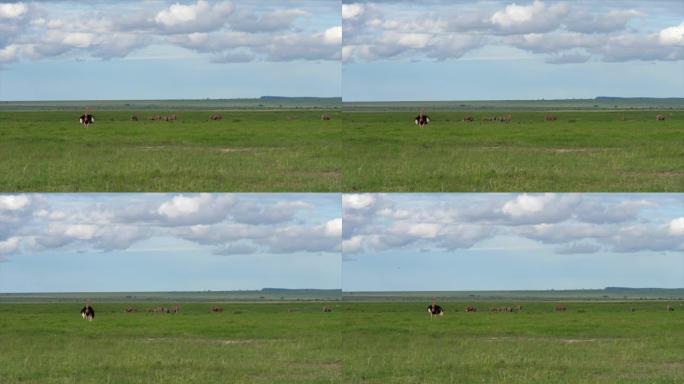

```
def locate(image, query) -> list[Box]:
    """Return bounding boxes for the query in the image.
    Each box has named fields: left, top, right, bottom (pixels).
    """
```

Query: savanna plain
left=0, top=99, right=341, bottom=192
left=1, top=290, right=682, bottom=383
left=343, top=99, right=684, bottom=192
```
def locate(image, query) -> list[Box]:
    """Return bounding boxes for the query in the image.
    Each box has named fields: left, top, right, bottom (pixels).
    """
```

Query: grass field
left=1, top=299, right=681, bottom=383
left=0, top=110, right=340, bottom=192
left=342, top=110, right=684, bottom=191
left=0, top=302, right=342, bottom=383
left=343, top=301, right=684, bottom=383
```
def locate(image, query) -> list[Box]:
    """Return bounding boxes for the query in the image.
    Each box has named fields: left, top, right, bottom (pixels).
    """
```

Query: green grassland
left=0, top=302, right=342, bottom=384
left=343, top=301, right=684, bottom=384
left=0, top=110, right=340, bottom=192
left=342, top=110, right=684, bottom=191
left=2, top=299, right=681, bottom=383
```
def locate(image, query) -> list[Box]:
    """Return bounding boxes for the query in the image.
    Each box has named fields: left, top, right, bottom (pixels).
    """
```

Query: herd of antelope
left=415, top=111, right=672, bottom=125
left=82, top=304, right=336, bottom=321
left=422, top=300, right=677, bottom=318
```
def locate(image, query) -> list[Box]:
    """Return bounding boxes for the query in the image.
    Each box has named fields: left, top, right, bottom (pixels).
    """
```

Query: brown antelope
left=130, top=115, right=138, bottom=121
left=544, top=114, right=557, bottom=121
left=211, top=306, right=223, bottom=313
left=667, top=305, right=674, bottom=312
left=322, top=306, right=333, bottom=312
left=166, top=305, right=180, bottom=314
left=321, top=114, right=331, bottom=120
left=209, top=113, right=222, bottom=121
left=656, top=114, right=666, bottom=121
left=465, top=306, right=477, bottom=312
left=555, top=304, right=567, bottom=312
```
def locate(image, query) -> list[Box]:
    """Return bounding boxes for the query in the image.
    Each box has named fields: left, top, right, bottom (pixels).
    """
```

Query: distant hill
left=344, top=98, right=684, bottom=111
left=344, top=288, right=684, bottom=302
left=0, top=289, right=342, bottom=303
left=0, top=97, right=342, bottom=111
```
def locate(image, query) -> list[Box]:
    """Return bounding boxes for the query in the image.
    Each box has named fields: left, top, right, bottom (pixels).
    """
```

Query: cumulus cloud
left=0, top=3, right=28, bottom=19
left=342, top=193, right=683, bottom=256
left=659, top=22, right=684, bottom=46
left=490, top=0, right=568, bottom=34
left=0, top=194, right=340, bottom=259
left=342, top=1, right=684, bottom=64
left=0, top=1, right=340, bottom=64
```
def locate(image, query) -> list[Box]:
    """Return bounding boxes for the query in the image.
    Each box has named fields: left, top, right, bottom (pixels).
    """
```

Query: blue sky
left=343, top=193, right=684, bottom=291
left=0, top=193, right=342, bottom=292
left=0, top=1, right=341, bottom=100
left=342, top=0, right=684, bottom=101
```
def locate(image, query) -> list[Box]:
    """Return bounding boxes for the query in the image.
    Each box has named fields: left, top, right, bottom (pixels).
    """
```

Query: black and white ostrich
left=79, top=114, right=95, bottom=127
left=415, top=108, right=430, bottom=127
left=80, top=304, right=95, bottom=321
left=427, top=297, right=443, bottom=318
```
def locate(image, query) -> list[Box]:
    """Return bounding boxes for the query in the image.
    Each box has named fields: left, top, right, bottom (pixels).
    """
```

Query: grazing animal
left=322, top=306, right=333, bottom=313
left=656, top=114, right=666, bottom=121
left=462, top=115, right=474, bottom=122
left=321, top=114, right=331, bottom=121
left=80, top=304, right=95, bottom=321
left=464, top=306, right=477, bottom=313
left=667, top=305, right=674, bottom=312
left=130, top=115, right=138, bottom=121
left=544, top=114, right=558, bottom=121
left=209, top=113, right=222, bottom=121
left=415, top=109, right=430, bottom=127
left=211, top=306, right=223, bottom=313
left=79, top=114, right=95, bottom=127
left=123, top=306, right=136, bottom=313
left=166, top=305, right=180, bottom=314
left=555, top=304, right=567, bottom=312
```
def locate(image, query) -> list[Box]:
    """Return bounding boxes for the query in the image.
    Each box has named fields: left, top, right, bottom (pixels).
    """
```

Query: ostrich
left=79, top=113, right=95, bottom=127
left=427, top=297, right=444, bottom=318
left=415, top=109, right=430, bottom=127
left=80, top=303, right=95, bottom=321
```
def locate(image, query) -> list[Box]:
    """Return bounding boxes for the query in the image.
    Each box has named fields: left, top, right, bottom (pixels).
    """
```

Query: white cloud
left=323, top=26, right=342, bottom=45
left=669, top=217, right=684, bottom=236
left=490, top=0, right=568, bottom=33
left=0, top=237, right=20, bottom=254
left=659, top=21, right=684, bottom=46
left=325, top=218, right=342, bottom=237
left=0, top=1, right=337, bottom=63
left=0, top=2, right=27, bottom=19
left=158, top=194, right=207, bottom=218
left=342, top=4, right=364, bottom=21
left=2, top=194, right=340, bottom=259
left=502, top=193, right=554, bottom=217
left=154, top=0, right=233, bottom=32
left=343, top=194, right=376, bottom=210
left=0, top=194, right=30, bottom=211
left=342, top=1, right=684, bottom=64
left=342, top=194, right=683, bottom=256
left=62, top=224, right=97, bottom=240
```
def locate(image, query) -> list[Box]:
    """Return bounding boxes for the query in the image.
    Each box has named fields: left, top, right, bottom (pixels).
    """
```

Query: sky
left=0, top=193, right=342, bottom=292
left=343, top=193, right=684, bottom=291
left=342, top=0, right=684, bottom=101
left=0, top=0, right=341, bottom=100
